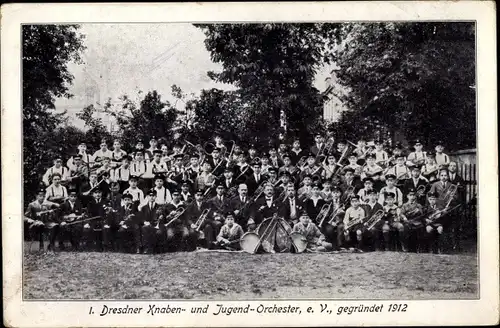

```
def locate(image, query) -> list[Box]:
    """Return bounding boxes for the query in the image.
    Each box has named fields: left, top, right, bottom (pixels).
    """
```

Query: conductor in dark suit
left=279, top=184, right=304, bottom=226
left=253, top=182, right=281, bottom=228
left=229, top=183, right=254, bottom=230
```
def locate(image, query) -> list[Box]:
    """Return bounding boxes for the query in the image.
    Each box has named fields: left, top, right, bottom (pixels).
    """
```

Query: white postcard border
left=2, top=2, right=498, bottom=327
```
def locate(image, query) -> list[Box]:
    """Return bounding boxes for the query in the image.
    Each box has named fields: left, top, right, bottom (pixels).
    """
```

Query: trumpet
left=82, top=178, right=106, bottom=196
left=365, top=210, right=385, bottom=230
left=235, top=165, right=251, bottom=181
left=194, top=209, right=211, bottom=231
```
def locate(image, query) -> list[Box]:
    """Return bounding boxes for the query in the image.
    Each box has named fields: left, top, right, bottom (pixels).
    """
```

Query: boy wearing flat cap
left=216, top=212, right=244, bottom=251
left=292, top=213, right=332, bottom=252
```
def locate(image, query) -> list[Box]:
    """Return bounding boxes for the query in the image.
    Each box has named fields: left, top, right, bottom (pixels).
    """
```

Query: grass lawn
left=23, top=246, right=478, bottom=300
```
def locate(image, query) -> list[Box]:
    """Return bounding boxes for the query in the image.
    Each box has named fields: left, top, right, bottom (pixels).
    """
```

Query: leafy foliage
left=194, top=23, right=341, bottom=146
left=79, top=90, right=180, bottom=151
left=23, top=25, right=86, bottom=198
left=331, top=22, right=476, bottom=150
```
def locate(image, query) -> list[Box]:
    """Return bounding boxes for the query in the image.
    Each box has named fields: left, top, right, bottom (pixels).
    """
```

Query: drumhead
left=290, top=232, right=308, bottom=253
left=240, top=232, right=260, bottom=254
left=258, top=218, right=292, bottom=253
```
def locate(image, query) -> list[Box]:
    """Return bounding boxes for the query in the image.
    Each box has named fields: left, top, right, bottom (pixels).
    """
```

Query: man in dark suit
left=187, top=189, right=221, bottom=248
left=447, top=161, right=466, bottom=202
left=229, top=183, right=253, bottom=230
left=253, top=183, right=281, bottom=227
left=304, top=182, right=326, bottom=225
left=59, top=188, right=85, bottom=250
left=82, top=187, right=109, bottom=251
left=208, top=147, right=227, bottom=178
left=139, top=189, right=161, bottom=254
left=310, top=133, right=326, bottom=156
left=429, top=168, right=458, bottom=209
left=208, top=183, right=230, bottom=215
left=116, top=193, right=139, bottom=253
left=245, top=161, right=265, bottom=196
left=268, top=147, right=284, bottom=169
left=403, top=164, right=429, bottom=205
left=279, top=184, right=305, bottom=226
left=340, top=167, right=362, bottom=196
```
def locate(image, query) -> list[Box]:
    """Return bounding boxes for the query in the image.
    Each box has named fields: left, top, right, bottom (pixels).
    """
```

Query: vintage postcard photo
left=2, top=2, right=498, bottom=327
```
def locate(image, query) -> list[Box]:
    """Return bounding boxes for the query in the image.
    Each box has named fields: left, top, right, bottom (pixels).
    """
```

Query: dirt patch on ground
left=23, top=247, right=478, bottom=300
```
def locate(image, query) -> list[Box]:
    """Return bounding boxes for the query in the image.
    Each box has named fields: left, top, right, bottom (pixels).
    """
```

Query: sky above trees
left=54, top=23, right=337, bottom=129
left=54, top=24, right=234, bottom=127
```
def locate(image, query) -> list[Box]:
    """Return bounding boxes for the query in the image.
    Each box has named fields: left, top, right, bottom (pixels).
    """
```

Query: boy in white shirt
left=357, top=177, right=375, bottom=203
left=43, top=156, right=69, bottom=186
left=434, top=140, right=450, bottom=166
left=343, top=195, right=366, bottom=250
left=378, top=174, right=404, bottom=207
left=123, top=176, right=145, bottom=207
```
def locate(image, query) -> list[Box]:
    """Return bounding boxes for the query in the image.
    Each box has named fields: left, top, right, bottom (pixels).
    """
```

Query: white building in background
left=315, top=63, right=349, bottom=122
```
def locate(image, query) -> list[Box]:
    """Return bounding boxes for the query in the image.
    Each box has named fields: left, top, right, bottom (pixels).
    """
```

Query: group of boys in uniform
left=25, top=133, right=463, bottom=254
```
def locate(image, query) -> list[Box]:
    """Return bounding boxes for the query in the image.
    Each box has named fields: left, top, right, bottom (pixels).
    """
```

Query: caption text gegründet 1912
left=90, top=303, right=408, bottom=317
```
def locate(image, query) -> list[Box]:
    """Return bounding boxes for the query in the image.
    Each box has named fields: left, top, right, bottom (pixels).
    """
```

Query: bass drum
left=257, top=218, right=292, bottom=253
left=289, top=232, right=308, bottom=253
left=240, top=232, right=261, bottom=254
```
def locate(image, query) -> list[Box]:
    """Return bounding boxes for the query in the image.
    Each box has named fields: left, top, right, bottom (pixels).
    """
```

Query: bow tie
left=266, top=198, right=272, bottom=201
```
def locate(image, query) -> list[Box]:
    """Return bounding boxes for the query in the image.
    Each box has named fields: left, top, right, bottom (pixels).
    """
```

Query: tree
left=195, top=23, right=340, bottom=146
left=80, top=90, right=180, bottom=151
left=76, top=104, right=113, bottom=148
left=331, top=22, right=476, bottom=150
left=186, top=88, right=247, bottom=145
left=23, top=25, right=86, bottom=196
